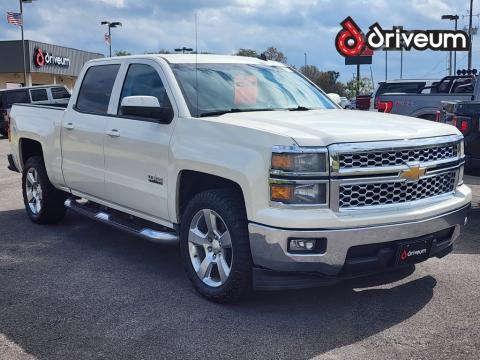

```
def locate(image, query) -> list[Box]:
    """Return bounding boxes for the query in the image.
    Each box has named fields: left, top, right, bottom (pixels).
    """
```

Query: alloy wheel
left=188, top=209, right=233, bottom=287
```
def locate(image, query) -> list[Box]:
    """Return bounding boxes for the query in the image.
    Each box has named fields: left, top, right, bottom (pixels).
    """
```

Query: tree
left=344, top=77, right=374, bottom=99
left=235, top=48, right=258, bottom=58
left=114, top=50, right=131, bottom=56
left=299, top=65, right=345, bottom=95
left=262, top=46, right=287, bottom=63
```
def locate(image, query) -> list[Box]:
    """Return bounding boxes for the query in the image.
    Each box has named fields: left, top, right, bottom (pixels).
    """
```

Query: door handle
left=64, top=122, right=74, bottom=130
left=106, top=129, right=120, bottom=137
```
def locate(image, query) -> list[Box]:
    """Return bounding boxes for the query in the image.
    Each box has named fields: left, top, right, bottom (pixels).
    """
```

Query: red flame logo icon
left=34, top=48, right=45, bottom=67
left=335, top=17, right=366, bottom=57
left=400, top=249, right=409, bottom=261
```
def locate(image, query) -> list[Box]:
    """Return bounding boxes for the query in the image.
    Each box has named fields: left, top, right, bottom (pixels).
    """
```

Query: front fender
left=167, top=117, right=294, bottom=223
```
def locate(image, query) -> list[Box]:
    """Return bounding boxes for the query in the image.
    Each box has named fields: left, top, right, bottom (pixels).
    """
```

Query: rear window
left=6, top=90, right=30, bottom=107
left=30, top=89, right=48, bottom=102
left=75, top=64, right=120, bottom=115
left=377, top=82, right=426, bottom=96
left=51, top=87, right=71, bottom=99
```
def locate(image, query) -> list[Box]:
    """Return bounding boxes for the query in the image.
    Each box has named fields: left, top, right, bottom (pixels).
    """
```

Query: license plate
left=395, top=238, right=431, bottom=266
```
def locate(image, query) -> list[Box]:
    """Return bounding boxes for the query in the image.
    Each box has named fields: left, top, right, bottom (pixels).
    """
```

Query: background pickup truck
left=376, top=75, right=475, bottom=120
left=0, top=85, right=70, bottom=137
left=7, top=54, right=471, bottom=302
left=438, top=81, right=480, bottom=169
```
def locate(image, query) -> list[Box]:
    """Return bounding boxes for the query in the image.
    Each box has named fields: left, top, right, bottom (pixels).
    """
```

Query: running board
left=64, top=198, right=179, bottom=245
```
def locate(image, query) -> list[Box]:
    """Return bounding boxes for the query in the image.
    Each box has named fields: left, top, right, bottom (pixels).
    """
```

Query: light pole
left=442, top=14, right=459, bottom=75
left=101, top=21, right=122, bottom=57
left=174, top=47, right=193, bottom=54
left=19, top=0, right=36, bottom=87
left=304, top=52, right=307, bottom=68
left=468, top=0, right=474, bottom=69
left=400, top=48, right=403, bottom=79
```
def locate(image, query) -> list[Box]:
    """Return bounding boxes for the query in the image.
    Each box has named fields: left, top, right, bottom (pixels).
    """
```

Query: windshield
left=170, top=63, right=337, bottom=117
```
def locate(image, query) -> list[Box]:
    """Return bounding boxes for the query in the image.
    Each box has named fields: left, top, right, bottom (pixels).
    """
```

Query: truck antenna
left=195, top=12, right=199, bottom=117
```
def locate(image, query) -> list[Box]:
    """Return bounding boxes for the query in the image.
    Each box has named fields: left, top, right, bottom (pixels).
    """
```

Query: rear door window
left=378, top=82, right=426, bottom=95
left=6, top=90, right=30, bottom=107
left=75, top=64, right=120, bottom=115
left=30, top=89, right=48, bottom=102
left=51, top=87, right=71, bottom=99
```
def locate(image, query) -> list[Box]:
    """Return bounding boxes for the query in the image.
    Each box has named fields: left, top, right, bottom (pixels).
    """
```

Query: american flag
left=7, top=12, right=23, bottom=26
left=104, top=33, right=111, bottom=45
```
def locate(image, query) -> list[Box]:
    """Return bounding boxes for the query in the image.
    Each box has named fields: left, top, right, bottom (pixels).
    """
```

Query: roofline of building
left=0, top=39, right=104, bottom=57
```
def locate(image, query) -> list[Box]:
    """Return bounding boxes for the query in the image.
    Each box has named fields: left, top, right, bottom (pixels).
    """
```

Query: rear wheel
left=22, top=156, right=67, bottom=224
left=180, top=189, right=252, bottom=303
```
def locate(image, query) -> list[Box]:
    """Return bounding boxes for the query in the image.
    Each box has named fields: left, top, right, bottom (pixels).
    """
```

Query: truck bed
left=9, top=103, right=66, bottom=186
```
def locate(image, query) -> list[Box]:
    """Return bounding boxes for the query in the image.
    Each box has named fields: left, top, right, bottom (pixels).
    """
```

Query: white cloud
left=93, top=0, right=126, bottom=8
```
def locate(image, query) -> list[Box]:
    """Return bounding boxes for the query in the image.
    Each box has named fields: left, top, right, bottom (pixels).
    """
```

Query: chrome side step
left=64, top=198, right=179, bottom=245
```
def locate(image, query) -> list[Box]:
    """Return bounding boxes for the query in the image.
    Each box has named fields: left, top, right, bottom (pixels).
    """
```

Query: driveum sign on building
left=33, top=48, right=71, bottom=69
left=0, top=39, right=103, bottom=89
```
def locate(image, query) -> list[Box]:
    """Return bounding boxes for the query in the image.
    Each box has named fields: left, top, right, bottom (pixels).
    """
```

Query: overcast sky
left=0, top=0, right=478, bottom=83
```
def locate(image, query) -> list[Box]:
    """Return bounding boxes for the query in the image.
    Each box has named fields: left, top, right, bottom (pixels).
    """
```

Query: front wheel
left=22, top=156, right=67, bottom=224
left=180, top=189, right=252, bottom=303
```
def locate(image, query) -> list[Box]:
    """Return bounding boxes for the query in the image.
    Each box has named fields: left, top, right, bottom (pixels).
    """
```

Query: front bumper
left=249, top=204, right=469, bottom=289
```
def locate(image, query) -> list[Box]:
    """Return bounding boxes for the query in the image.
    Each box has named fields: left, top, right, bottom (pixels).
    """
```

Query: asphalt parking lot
left=0, top=136, right=479, bottom=360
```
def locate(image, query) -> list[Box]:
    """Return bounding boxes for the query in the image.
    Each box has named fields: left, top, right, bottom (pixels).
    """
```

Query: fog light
left=288, top=238, right=327, bottom=254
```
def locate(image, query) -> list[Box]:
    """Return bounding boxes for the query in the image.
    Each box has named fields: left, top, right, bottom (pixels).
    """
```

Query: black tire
left=180, top=189, right=252, bottom=303
left=22, top=156, right=67, bottom=224
left=0, top=129, right=7, bottom=137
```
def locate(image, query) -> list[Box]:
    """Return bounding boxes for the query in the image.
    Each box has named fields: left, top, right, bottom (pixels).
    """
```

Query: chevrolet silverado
left=7, top=55, right=471, bottom=302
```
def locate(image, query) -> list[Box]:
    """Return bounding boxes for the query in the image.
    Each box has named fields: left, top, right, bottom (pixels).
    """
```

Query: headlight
left=270, top=181, right=328, bottom=205
left=271, top=147, right=328, bottom=175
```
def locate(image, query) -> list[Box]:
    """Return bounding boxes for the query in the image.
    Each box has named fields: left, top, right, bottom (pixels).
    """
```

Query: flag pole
left=19, top=0, right=27, bottom=87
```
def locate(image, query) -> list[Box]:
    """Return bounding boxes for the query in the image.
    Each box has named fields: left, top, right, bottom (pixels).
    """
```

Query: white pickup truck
left=7, top=54, right=471, bottom=302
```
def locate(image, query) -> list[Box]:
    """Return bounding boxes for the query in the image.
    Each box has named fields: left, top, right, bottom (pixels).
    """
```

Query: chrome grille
left=339, top=171, right=456, bottom=209
left=339, top=143, right=458, bottom=169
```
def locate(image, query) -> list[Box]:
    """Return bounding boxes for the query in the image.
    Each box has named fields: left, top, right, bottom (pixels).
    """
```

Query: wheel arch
left=175, top=170, right=247, bottom=224
left=19, top=137, right=44, bottom=169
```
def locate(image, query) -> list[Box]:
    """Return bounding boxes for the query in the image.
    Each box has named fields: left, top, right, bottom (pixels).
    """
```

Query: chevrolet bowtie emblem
left=399, top=164, right=426, bottom=182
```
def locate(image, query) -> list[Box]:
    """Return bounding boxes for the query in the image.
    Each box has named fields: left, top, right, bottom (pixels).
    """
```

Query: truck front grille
left=329, top=136, right=463, bottom=211
left=339, top=171, right=457, bottom=209
left=338, top=143, right=458, bottom=169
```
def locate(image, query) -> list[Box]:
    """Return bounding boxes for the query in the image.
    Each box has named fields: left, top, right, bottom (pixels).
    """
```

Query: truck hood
left=213, top=109, right=459, bottom=146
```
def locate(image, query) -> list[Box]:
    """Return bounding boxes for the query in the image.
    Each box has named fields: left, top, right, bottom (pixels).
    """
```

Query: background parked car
left=0, top=85, right=71, bottom=137
left=355, top=94, right=372, bottom=110
left=370, top=79, right=440, bottom=111
left=376, top=75, right=475, bottom=120
left=438, top=80, right=480, bottom=170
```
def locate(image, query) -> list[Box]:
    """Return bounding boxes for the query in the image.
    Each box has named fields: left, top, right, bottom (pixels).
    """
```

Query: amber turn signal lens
left=271, top=154, right=294, bottom=171
left=270, top=184, right=294, bottom=202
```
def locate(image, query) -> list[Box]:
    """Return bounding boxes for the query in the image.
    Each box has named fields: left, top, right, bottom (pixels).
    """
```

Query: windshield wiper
left=288, top=105, right=311, bottom=111
left=199, top=108, right=277, bottom=117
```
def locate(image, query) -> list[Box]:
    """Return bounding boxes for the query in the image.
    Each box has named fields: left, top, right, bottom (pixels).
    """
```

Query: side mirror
left=120, top=95, right=173, bottom=123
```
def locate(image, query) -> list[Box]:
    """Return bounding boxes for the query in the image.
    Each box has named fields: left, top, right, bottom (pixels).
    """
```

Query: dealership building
left=0, top=40, right=103, bottom=90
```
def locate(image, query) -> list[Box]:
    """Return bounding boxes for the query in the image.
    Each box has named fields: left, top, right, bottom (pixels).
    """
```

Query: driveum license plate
left=395, top=238, right=431, bottom=266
